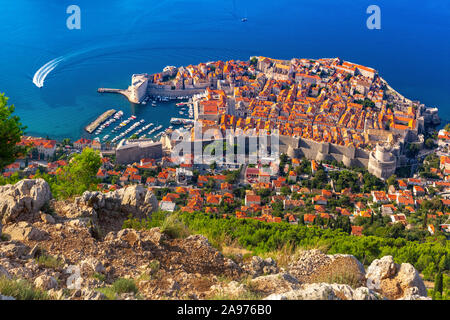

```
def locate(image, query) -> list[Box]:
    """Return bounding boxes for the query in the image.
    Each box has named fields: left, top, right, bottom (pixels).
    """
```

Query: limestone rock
left=34, top=275, right=58, bottom=290
left=80, top=257, right=105, bottom=274
left=82, top=289, right=106, bottom=300
left=287, top=249, right=331, bottom=282
left=366, top=256, right=397, bottom=290
left=209, top=281, right=247, bottom=298
left=287, top=250, right=366, bottom=287
left=353, top=287, right=384, bottom=300
left=40, top=213, right=55, bottom=224
left=397, top=287, right=431, bottom=300
left=0, top=265, right=11, bottom=279
left=0, top=241, right=30, bottom=258
left=0, top=295, right=15, bottom=300
left=245, top=256, right=279, bottom=277
left=366, top=256, right=427, bottom=299
left=264, top=283, right=382, bottom=300
left=76, top=185, right=158, bottom=219
left=58, top=202, right=97, bottom=219
left=0, top=179, right=52, bottom=224
left=251, top=273, right=300, bottom=295
left=142, top=227, right=167, bottom=246
left=3, top=222, right=49, bottom=241
left=395, top=263, right=427, bottom=297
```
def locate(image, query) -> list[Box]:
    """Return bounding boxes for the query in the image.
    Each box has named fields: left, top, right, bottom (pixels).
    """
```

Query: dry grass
left=257, top=243, right=306, bottom=268
left=312, top=271, right=362, bottom=289
left=222, top=245, right=253, bottom=263
left=310, top=257, right=364, bottom=289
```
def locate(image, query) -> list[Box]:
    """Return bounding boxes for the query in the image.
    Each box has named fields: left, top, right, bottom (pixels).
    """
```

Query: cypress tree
left=434, top=272, right=443, bottom=298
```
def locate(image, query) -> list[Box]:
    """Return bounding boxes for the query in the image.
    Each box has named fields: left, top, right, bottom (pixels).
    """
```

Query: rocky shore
left=0, top=179, right=430, bottom=300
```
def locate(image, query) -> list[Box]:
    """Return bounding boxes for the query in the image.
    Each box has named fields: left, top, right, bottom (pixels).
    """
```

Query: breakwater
left=98, top=88, right=132, bottom=101
left=85, top=109, right=116, bottom=134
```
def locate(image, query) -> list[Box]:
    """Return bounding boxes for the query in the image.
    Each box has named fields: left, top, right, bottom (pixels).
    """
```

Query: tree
left=53, top=148, right=101, bottom=199
left=424, top=138, right=436, bottom=149
left=434, top=272, right=443, bottom=299
left=280, top=186, right=291, bottom=196
left=62, top=138, right=71, bottom=146
left=0, top=94, right=27, bottom=170
left=405, top=143, right=420, bottom=158
left=386, top=174, right=398, bottom=187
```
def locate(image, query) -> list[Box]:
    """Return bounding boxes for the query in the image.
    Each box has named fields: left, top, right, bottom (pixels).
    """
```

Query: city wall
left=170, top=133, right=370, bottom=168
left=279, top=135, right=370, bottom=168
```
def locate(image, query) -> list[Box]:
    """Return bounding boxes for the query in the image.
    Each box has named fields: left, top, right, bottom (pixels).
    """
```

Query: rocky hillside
left=0, top=179, right=430, bottom=300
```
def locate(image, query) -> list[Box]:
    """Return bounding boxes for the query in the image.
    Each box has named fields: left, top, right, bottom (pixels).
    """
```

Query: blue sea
left=0, top=0, right=449, bottom=140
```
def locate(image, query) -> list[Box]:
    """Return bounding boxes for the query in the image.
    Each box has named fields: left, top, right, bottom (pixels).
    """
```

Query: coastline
left=379, top=76, right=413, bottom=104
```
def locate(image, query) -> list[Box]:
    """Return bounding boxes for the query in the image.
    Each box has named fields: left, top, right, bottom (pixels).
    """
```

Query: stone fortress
left=116, top=138, right=163, bottom=165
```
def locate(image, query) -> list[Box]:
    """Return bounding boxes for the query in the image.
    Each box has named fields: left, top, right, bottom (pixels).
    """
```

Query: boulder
left=40, top=213, right=55, bottom=224
left=82, top=289, right=106, bottom=300
left=0, top=265, right=11, bottom=279
left=0, top=241, right=30, bottom=258
left=142, top=227, right=167, bottom=246
left=263, top=283, right=383, bottom=300
left=395, top=263, right=427, bottom=297
left=287, top=250, right=366, bottom=286
left=118, top=228, right=141, bottom=246
left=0, top=179, right=52, bottom=224
left=80, top=257, right=105, bottom=274
left=251, top=273, right=300, bottom=295
left=209, top=281, right=248, bottom=298
left=287, top=249, right=331, bottom=282
left=3, top=222, right=49, bottom=241
left=246, top=256, right=279, bottom=277
left=34, top=275, right=58, bottom=290
left=366, top=256, right=427, bottom=299
left=76, top=185, right=158, bottom=219
left=58, top=202, right=97, bottom=220
left=366, top=256, right=397, bottom=290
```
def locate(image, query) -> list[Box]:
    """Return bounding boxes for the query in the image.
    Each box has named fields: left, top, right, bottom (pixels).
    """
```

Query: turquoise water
left=0, top=0, right=449, bottom=140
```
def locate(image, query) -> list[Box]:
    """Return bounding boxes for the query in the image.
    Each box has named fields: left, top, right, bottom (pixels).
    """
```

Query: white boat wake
left=32, top=56, right=65, bottom=88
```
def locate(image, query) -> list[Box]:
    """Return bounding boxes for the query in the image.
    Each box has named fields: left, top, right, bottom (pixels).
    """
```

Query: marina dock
left=85, top=109, right=116, bottom=134
left=170, top=117, right=195, bottom=125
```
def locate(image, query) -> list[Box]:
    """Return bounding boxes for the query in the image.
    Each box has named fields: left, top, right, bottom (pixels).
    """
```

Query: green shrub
left=160, top=213, right=190, bottom=239
left=178, top=212, right=449, bottom=280
left=35, top=254, right=64, bottom=269
left=92, top=273, right=106, bottom=282
left=124, top=211, right=189, bottom=239
left=111, top=278, right=138, bottom=295
left=96, top=287, right=117, bottom=300
left=0, top=276, right=49, bottom=300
